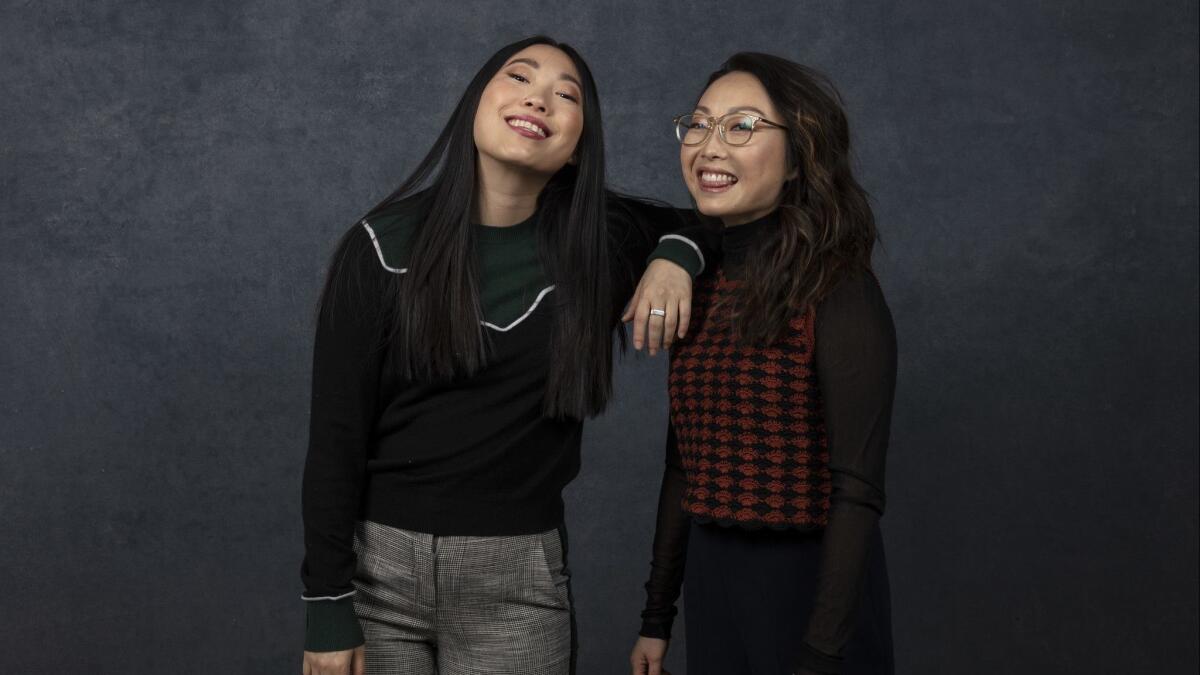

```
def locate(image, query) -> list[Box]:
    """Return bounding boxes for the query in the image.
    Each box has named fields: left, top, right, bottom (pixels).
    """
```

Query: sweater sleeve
left=638, top=421, right=692, bottom=640
left=300, top=223, right=391, bottom=652
left=608, top=195, right=720, bottom=280
left=795, top=271, right=897, bottom=674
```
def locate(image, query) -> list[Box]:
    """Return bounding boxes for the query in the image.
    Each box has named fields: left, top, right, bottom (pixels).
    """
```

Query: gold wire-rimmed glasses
left=672, top=112, right=788, bottom=146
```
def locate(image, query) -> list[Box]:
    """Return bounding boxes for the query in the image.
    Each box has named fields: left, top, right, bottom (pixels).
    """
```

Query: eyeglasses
left=672, top=112, right=788, bottom=146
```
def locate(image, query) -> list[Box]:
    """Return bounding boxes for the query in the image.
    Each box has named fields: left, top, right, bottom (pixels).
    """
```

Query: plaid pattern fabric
left=352, top=520, right=574, bottom=675
left=669, top=270, right=832, bottom=528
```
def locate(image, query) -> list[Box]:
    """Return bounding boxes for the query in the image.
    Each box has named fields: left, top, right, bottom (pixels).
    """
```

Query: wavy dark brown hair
left=705, top=53, right=877, bottom=345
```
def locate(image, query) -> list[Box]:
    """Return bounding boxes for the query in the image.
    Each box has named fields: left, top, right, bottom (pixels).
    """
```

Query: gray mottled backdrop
left=1, top=0, right=1196, bottom=673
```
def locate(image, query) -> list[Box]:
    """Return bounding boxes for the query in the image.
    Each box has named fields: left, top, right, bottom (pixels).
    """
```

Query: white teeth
left=508, top=118, right=547, bottom=137
left=700, top=171, right=737, bottom=185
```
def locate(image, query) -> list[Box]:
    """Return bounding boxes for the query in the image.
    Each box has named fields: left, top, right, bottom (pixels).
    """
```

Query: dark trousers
left=683, top=522, right=894, bottom=675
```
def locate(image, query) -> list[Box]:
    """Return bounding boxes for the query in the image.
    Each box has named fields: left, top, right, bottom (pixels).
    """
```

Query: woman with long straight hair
left=630, top=53, right=896, bottom=675
left=300, top=36, right=713, bottom=675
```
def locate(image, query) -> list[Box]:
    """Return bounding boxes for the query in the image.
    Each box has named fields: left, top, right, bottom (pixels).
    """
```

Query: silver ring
left=649, top=308, right=667, bottom=317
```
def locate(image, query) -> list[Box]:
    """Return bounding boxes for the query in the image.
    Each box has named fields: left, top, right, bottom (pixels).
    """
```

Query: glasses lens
left=723, top=114, right=756, bottom=145
left=675, top=114, right=710, bottom=145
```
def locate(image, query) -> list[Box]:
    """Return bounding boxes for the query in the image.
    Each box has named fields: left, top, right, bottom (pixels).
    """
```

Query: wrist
left=648, top=235, right=704, bottom=277
left=304, top=595, right=364, bottom=652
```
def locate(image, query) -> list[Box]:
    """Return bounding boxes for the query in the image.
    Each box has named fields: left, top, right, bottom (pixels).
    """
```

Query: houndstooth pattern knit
left=669, top=270, right=832, bottom=529
left=351, top=520, right=574, bottom=674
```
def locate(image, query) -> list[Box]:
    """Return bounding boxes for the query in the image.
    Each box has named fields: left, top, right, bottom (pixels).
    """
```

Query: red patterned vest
left=668, top=269, right=832, bottom=528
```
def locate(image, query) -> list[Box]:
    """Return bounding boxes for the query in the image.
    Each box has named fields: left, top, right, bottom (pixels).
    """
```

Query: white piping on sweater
left=361, top=219, right=408, bottom=274
left=301, top=590, right=356, bottom=602
left=360, top=219, right=554, bottom=332
left=482, top=285, right=556, bottom=332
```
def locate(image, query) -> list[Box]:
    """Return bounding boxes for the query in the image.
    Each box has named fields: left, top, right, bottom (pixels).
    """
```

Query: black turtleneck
left=639, top=209, right=897, bottom=674
left=718, top=210, right=773, bottom=274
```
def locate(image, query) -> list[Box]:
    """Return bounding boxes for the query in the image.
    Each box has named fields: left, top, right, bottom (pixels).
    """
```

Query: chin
left=692, top=195, right=734, bottom=218
left=485, top=146, right=560, bottom=175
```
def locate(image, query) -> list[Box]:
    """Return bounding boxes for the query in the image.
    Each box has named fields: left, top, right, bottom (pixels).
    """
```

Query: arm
left=796, top=272, right=897, bottom=675
left=608, top=195, right=721, bottom=353
left=631, top=422, right=691, bottom=675
left=608, top=195, right=719, bottom=279
left=301, top=224, right=390, bottom=653
left=639, top=422, right=692, bottom=639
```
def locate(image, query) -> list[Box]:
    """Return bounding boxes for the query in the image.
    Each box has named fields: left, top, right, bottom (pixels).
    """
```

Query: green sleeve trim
left=304, top=596, right=365, bottom=652
left=647, top=237, right=704, bottom=277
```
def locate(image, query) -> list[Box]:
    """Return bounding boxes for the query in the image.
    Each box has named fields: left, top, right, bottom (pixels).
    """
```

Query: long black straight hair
left=347, top=35, right=614, bottom=419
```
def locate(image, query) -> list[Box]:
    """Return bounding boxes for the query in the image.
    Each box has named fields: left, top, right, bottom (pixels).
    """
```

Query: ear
left=784, top=146, right=800, bottom=182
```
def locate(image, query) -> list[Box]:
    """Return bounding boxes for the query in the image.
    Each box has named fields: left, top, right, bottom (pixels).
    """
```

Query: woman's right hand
left=303, top=646, right=365, bottom=675
left=630, top=636, right=670, bottom=675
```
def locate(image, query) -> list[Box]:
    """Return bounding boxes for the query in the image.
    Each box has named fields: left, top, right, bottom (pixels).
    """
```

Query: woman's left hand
left=622, top=259, right=693, bottom=356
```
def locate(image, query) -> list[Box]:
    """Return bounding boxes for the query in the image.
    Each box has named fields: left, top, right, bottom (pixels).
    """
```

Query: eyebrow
left=694, top=105, right=771, bottom=117
left=504, top=57, right=584, bottom=91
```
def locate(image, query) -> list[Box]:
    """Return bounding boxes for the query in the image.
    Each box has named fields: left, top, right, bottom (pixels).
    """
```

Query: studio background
left=1, top=1, right=1196, bottom=673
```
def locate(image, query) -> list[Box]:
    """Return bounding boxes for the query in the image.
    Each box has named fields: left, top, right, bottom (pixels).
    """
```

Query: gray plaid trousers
left=351, top=520, right=576, bottom=674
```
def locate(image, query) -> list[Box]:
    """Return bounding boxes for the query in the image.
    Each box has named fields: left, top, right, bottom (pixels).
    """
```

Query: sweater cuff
left=794, top=641, right=843, bottom=674
left=638, top=618, right=674, bottom=640
left=648, top=235, right=705, bottom=277
left=304, top=595, right=364, bottom=652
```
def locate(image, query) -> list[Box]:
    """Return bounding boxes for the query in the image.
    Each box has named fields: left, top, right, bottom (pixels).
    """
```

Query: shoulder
left=821, top=268, right=888, bottom=309
left=816, top=268, right=894, bottom=338
left=357, top=192, right=433, bottom=274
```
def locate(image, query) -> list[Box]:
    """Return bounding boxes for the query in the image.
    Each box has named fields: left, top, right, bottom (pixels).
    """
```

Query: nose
left=698, top=130, right=727, bottom=159
left=523, top=96, right=547, bottom=113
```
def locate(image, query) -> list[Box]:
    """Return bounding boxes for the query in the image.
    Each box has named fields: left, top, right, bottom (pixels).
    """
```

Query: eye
left=507, top=72, right=529, bottom=83
left=688, top=120, right=709, bottom=130
left=557, top=91, right=579, bottom=103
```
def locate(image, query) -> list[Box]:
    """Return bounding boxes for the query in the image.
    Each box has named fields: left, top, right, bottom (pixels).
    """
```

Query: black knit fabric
left=300, top=196, right=716, bottom=651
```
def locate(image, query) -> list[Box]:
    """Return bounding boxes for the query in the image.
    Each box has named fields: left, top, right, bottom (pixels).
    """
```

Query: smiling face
left=472, top=44, right=585, bottom=177
left=681, top=71, right=794, bottom=226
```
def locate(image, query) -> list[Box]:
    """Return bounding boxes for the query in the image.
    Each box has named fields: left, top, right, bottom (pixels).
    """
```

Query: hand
left=621, top=259, right=693, bottom=356
left=302, top=645, right=365, bottom=675
left=630, top=636, right=670, bottom=675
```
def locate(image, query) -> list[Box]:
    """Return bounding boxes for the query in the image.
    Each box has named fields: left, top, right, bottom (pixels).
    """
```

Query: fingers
left=621, top=284, right=640, bottom=323
left=632, top=296, right=650, bottom=351
left=630, top=651, right=646, bottom=675
left=623, top=271, right=647, bottom=325
left=353, top=645, right=365, bottom=675
left=661, top=297, right=679, bottom=351
left=676, top=295, right=691, bottom=339
left=646, top=303, right=665, bottom=356
left=629, top=260, right=694, bottom=354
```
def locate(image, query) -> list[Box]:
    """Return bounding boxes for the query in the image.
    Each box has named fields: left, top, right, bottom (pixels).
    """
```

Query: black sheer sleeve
left=797, top=271, right=897, bottom=674
left=638, top=421, right=692, bottom=640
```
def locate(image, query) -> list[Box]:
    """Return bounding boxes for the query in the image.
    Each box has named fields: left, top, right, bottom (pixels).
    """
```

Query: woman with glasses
left=300, top=35, right=714, bottom=675
left=629, top=53, right=896, bottom=675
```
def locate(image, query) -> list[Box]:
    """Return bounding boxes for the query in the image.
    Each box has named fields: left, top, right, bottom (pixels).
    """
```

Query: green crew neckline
left=473, top=212, right=538, bottom=243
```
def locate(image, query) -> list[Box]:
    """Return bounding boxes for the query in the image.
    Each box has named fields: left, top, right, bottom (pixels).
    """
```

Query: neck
left=474, top=154, right=550, bottom=226
left=720, top=202, right=781, bottom=228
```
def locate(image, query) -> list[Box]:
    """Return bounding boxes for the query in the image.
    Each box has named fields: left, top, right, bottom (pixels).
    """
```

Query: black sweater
left=639, top=212, right=897, bottom=674
left=300, top=195, right=715, bottom=651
